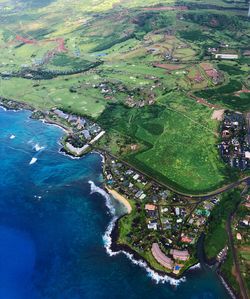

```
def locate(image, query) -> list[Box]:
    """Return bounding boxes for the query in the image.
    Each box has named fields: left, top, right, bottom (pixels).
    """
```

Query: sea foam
left=220, top=275, right=236, bottom=299
left=89, top=180, right=185, bottom=286
left=89, top=180, right=115, bottom=216
left=33, top=143, right=45, bottom=152
left=188, top=263, right=201, bottom=270
left=29, top=157, right=37, bottom=165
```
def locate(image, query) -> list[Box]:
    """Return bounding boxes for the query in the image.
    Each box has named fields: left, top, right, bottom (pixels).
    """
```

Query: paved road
left=245, top=112, right=250, bottom=145
left=227, top=214, right=249, bottom=299
left=101, top=150, right=250, bottom=199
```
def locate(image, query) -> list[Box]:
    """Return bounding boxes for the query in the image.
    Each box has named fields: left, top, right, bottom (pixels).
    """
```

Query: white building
left=215, top=54, right=238, bottom=60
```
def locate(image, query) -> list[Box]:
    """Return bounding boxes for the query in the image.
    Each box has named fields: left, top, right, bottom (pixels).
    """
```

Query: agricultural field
left=0, top=0, right=250, bottom=192
left=98, top=94, right=227, bottom=193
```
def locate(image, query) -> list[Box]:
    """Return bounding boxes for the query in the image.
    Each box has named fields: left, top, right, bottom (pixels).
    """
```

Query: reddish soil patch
left=206, top=69, right=220, bottom=80
left=235, top=89, right=250, bottom=95
left=153, top=63, right=184, bottom=70
left=211, top=109, right=224, bottom=121
left=16, top=35, right=37, bottom=44
left=200, top=63, right=213, bottom=71
left=45, top=38, right=67, bottom=53
left=189, top=93, right=221, bottom=109
left=200, top=63, right=220, bottom=81
left=143, top=6, right=188, bottom=11
left=14, top=35, right=67, bottom=64
left=188, top=70, right=204, bottom=83
left=15, top=35, right=66, bottom=53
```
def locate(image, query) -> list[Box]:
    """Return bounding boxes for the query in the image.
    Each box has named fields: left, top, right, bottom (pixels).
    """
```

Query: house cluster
left=216, top=246, right=228, bottom=263
left=51, top=108, right=104, bottom=156
left=185, top=199, right=219, bottom=238
left=52, top=108, right=101, bottom=135
left=105, top=157, right=153, bottom=203
left=218, top=111, right=250, bottom=170
left=234, top=195, right=250, bottom=245
left=238, top=195, right=250, bottom=229
left=104, top=154, right=220, bottom=273
left=92, top=81, right=117, bottom=100
left=200, top=63, right=222, bottom=85
left=125, top=94, right=156, bottom=108
left=207, top=46, right=239, bottom=60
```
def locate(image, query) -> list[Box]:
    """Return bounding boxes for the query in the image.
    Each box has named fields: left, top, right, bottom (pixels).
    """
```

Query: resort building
left=151, top=243, right=174, bottom=270
left=170, top=249, right=190, bottom=261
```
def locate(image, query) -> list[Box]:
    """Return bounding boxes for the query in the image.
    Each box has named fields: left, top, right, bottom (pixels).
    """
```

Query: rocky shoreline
left=0, top=98, right=237, bottom=297
left=0, top=97, right=34, bottom=112
left=110, top=215, right=237, bottom=298
left=0, top=97, right=98, bottom=158
left=109, top=213, right=199, bottom=280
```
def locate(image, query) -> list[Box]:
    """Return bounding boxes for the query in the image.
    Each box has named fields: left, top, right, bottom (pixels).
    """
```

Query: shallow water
left=0, top=108, right=231, bottom=299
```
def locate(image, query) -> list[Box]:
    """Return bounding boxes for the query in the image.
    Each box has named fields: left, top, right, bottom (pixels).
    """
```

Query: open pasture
left=98, top=94, right=226, bottom=193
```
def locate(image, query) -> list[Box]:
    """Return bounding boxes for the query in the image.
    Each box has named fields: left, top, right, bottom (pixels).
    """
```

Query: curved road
left=102, top=150, right=250, bottom=199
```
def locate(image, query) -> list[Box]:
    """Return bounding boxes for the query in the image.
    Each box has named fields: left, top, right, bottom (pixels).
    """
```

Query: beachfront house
left=170, top=249, right=190, bottom=261
left=151, top=243, right=174, bottom=270
left=53, top=109, right=69, bottom=120
left=145, top=204, right=157, bottom=217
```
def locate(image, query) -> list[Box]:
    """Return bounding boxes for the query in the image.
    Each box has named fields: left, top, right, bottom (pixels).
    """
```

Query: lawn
left=1, top=0, right=249, bottom=194
left=98, top=93, right=227, bottom=193
left=0, top=76, right=107, bottom=118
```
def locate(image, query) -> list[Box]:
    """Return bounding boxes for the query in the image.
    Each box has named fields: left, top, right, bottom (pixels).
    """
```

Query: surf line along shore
left=105, top=186, right=132, bottom=214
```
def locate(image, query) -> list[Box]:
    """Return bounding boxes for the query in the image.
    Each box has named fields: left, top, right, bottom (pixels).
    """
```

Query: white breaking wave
left=102, top=215, right=119, bottom=256
left=188, top=263, right=201, bottom=270
left=58, top=148, right=81, bottom=160
left=29, top=157, right=37, bottom=165
left=220, top=275, right=236, bottom=299
left=33, top=143, right=45, bottom=152
left=89, top=180, right=115, bottom=216
left=100, top=154, right=105, bottom=164
left=89, top=180, right=186, bottom=286
left=0, top=106, right=7, bottom=111
left=10, top=135, right=16, bottom=139
left=91, top=151, right=105, bottom=164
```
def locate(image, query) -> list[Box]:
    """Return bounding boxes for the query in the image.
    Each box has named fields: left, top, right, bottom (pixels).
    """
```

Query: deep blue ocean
left=0, top=107, right=232, bottom=299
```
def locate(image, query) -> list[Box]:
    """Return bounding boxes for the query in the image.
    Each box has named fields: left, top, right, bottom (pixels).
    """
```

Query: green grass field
left=98, top=93, right=227, bottom=193
left=0, top=0, right=249, bottom=192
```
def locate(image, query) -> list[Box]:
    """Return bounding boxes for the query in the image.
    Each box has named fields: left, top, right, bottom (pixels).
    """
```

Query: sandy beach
left=106, top=187, right=132, bottom=214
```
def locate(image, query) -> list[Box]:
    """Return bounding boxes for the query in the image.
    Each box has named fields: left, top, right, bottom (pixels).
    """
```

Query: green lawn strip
left=97, top=93, right=230, bottom=193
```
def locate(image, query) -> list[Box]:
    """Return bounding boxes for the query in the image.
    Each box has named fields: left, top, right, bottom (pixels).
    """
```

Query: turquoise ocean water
left=0, top=108, right=232, bottom=299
